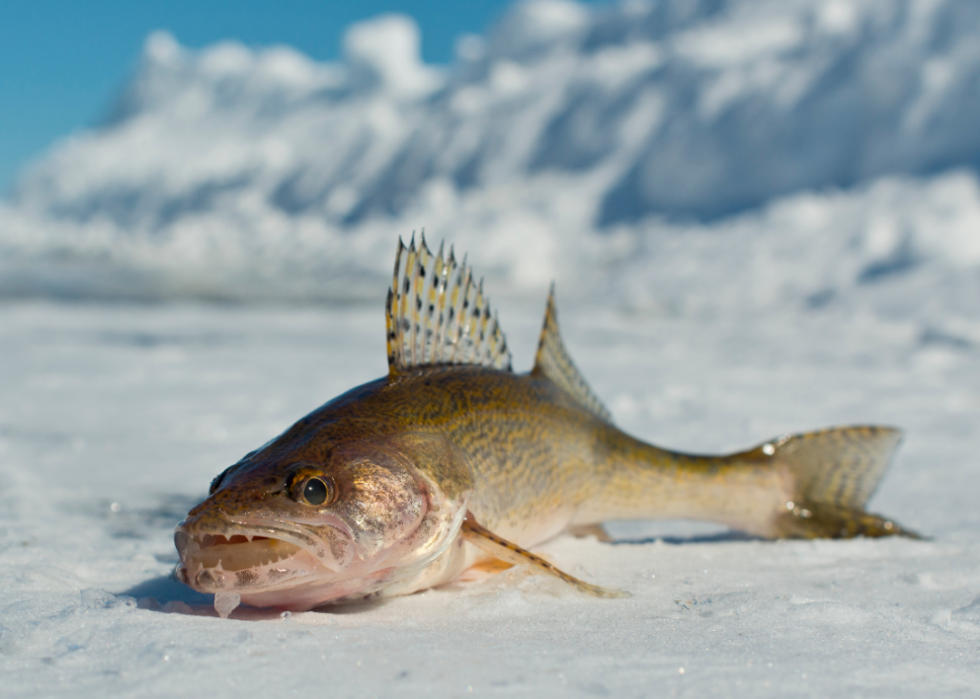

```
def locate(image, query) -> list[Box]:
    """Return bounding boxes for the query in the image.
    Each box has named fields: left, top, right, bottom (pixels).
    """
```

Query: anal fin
left=568, top=523, right=613, bottom=543
left=461, top=516, right=629, bottom=599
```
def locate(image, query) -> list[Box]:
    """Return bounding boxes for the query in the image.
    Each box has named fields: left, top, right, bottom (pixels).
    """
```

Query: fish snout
left=174, top=525, right=324, bottom=594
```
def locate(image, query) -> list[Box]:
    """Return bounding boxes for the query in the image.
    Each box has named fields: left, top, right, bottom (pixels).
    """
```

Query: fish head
left=175, top=431, right=472, bottom=611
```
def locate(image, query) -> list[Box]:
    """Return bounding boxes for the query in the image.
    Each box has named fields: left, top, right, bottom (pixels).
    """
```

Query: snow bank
left=3, top=0, right=980, bottom=312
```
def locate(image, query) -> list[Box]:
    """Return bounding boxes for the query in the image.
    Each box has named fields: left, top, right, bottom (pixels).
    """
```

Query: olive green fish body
left=292, top=365, right=901, bottom=546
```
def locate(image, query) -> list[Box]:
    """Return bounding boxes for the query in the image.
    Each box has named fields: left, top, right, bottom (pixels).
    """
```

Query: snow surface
left=2, top=298, right=980, bottom=697
left=2, top=0, right=980, bottom=695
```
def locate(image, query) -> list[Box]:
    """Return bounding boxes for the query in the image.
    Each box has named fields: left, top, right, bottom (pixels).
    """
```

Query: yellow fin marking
left=387, top=235, right=511, bottom=376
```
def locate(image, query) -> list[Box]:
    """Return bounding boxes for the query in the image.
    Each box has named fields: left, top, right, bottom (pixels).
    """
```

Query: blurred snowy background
left=3, top=1, right=980, bottom=696
left=3, top=0, right=980, bottom=325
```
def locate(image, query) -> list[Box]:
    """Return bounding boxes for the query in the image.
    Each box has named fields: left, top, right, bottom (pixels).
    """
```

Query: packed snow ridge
left=2, top=0, right=980, bottom=313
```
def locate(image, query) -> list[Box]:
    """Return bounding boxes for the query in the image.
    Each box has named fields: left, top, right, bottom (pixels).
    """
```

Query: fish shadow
left=610, top=530, right=762, bottom=546
left=123, top=573, right=211, bottom=606
left=123, top=573, right=388, bottom=620
left=123, top=575, right=285, bottom=620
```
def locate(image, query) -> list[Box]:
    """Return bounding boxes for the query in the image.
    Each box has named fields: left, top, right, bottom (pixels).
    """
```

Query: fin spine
left=386, top=236, right=512, bottom=375
left=461, top=515, right=629, bottom=599
left=531, top=285, right=612, bottom=422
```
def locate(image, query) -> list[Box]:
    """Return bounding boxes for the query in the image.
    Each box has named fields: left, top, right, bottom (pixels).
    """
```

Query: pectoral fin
left=461, top=516, right=629, bottom=599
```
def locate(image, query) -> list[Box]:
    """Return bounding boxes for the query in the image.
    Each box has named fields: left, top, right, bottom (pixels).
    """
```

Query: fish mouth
left=174, top=517, right=354, bottom=595
left=178, top=533, right=302, bottom=572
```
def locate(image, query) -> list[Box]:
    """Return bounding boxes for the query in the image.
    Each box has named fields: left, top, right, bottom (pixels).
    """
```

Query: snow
left=2, top=299, right=980, bottom=696
left=343, top=14, right=443, bottom=99
left=2, top=0, right=980, bottom=695
left=4, top=0, right=980, bottom=304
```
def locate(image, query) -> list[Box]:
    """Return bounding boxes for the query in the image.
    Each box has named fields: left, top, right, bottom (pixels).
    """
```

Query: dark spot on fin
left=385, top=234, right=512, bottom=377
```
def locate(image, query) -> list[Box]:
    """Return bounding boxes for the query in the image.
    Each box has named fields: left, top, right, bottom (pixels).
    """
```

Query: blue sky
left=0, top=0, right=602, bottom=195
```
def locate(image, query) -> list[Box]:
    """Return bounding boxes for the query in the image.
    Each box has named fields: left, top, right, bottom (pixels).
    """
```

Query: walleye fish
left=175, top=237, right=915, bottom=616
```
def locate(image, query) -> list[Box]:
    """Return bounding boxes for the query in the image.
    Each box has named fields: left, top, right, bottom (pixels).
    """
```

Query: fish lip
left=175, top=508, right=354, bottom=548
left=174, top=509, right=356, bottom=592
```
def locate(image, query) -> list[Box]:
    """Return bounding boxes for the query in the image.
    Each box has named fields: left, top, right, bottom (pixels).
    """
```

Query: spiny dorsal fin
left=386, top=234, right=512, bottom=377
left=531, top=285, right=612, bottom=423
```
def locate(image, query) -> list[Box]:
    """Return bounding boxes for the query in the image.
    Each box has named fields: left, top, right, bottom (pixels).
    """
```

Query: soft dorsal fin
left=386, top=235, right=512, bottom=377
left=531, top=286, right=612, bottom=423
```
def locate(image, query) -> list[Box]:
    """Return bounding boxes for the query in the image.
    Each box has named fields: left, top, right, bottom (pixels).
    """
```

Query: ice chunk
left=214, top=593, right=241, bottom=619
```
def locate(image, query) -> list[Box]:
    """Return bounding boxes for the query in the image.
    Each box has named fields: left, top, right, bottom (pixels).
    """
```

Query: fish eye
left=287, top=465, right=336, bottom=507
left=296, top=476, right=334, bottom=507
left=304, top=478, right=328, bottom=505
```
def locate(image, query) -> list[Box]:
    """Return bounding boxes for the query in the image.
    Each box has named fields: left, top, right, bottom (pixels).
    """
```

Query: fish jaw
left=174, top=512, right=357, bottom=597
left=175, top=510, right=411, bottom=609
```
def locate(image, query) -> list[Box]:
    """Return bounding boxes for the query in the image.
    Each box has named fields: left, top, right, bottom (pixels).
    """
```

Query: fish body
left=176, top=238, right=914, bottom=613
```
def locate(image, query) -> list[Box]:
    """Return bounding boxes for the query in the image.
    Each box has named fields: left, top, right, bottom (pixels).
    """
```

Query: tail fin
left=735, top=426, right=918, bottom=539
